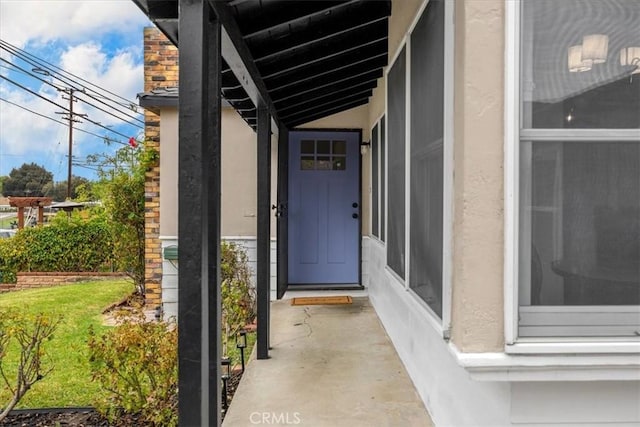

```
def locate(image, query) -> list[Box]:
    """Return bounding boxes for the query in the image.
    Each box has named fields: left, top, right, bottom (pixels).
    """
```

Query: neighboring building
left=136, top=0, right=640, bottom=425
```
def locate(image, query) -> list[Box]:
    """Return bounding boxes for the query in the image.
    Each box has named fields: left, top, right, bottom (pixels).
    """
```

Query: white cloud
left=60, top=42, right=144, bottom=107
left=0, top=1, right=149, bottom=179
left=0, top=0, right=150, bottom=48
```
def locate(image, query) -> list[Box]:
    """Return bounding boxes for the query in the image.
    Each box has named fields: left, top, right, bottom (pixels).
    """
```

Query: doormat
left=291, top=296, right=353, bottom=306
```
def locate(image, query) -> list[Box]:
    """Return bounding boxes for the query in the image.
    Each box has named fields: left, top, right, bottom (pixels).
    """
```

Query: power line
left=1, top=73, right=136, bottom=141
left=0, top=96, right=128, bottom=146
left=0, top=57, right=144, bottom=129
left=0, top=40, right=145, bottom=126
left=0, top=74, right=68, bottom=111
left=0, top=40, right=143, bottom=115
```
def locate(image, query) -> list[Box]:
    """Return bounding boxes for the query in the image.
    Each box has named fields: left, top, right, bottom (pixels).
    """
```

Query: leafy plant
left=87, top=309, right=177, bottom=426
left=221, top=242, right=255, bottom=357
left=0, top=214, right=114, bottom=283
left=0, top=309, right=62, bottom=421
left=90, top=143, right=157, bottom=295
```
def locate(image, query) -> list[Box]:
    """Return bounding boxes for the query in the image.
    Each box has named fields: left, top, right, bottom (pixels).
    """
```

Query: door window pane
left=317, top=140, right=331, bottom=154
left=333, top=140, right=346, bottom=155
left=301, top=140, right=315, bottom=154
left=301, top=157, right=315, bottom=170
left=316, top=156, right=332, bottom=170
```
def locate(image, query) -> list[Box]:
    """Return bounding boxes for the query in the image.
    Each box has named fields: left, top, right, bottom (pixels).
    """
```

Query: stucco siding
left=450, top=0, right=505, bottom=352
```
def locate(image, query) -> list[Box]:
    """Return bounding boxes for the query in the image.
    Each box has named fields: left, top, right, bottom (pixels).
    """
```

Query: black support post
left=178, top=0, right=222, bottom=425
left=257, top=105, right=271, bottom=360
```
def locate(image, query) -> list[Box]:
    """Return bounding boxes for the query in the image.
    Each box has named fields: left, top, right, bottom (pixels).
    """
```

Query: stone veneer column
left=143, top=28, right=179, bottom=307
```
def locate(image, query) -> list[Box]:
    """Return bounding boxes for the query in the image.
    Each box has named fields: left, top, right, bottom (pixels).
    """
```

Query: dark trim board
left=276, top=127, right=289, bottom=299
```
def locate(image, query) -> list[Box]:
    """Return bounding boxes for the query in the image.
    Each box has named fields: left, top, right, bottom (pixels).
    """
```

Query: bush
left=0, top=309, right=61, bottom=421
left=0, top=214, right=114, bottom=283
left=221, top=242, right=255, bottom=356
left=87, top=310, right=177, bottom=426
left=87, top=242, right=254, bottom=425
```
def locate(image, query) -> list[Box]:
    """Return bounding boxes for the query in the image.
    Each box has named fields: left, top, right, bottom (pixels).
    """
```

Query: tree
left=2, top=163, right=53, bottom=197
left=42, top=176, right=94, bottom=201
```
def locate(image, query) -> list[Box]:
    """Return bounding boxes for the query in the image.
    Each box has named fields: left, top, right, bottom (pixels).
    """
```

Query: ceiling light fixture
left=582, top=34, right=609, bottom=64
left=568, top=45, right=592, bottom=72
left=620, top=46, right=640, bottom=74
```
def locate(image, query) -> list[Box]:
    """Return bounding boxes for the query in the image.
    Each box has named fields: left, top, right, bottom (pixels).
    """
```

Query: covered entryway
left=288, top=130, right=361, bottom=285
left=132, top=0, right=391, bottom=424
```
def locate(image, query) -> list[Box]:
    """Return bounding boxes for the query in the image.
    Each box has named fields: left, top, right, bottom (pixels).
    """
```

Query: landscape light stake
left=236, top=330, right=247, bottom=372
left=221, top=357, right=231, bottom=410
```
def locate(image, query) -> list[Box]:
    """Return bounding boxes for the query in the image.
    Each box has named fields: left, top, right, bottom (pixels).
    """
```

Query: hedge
left=0, top=217, right=114, bottom=283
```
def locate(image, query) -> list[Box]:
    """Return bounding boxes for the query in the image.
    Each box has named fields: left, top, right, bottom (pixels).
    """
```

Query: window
left=409, top=0, right=445, bottom=317
left=372, top=123, right=379, bottom=238
left=517, top=0, right=640, bottom=338
left=387, top=48, right=407, bottom=279
left=380, top=116, right=386, bottom=243
left=371, top=116, right=386, bottom=241
left=300, top=139, right=347, bottom=171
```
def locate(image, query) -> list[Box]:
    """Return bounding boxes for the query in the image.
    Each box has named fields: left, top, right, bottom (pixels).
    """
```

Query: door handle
left=272, top=204, right=287, bottom=217
left=352, top=202, right=359, bottom=208
left=352, top=213, right=359, bottom=219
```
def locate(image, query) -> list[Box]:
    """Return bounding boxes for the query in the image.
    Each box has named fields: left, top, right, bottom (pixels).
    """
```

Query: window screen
left=380, top=115, right=386, bottom=242
left=409, top=0, right=445, bottom=316
left=518, top=0, right=640, bottom=337
left=372, top=123, right=379, bottom=238
left=387, top=48, right=407, bottom=279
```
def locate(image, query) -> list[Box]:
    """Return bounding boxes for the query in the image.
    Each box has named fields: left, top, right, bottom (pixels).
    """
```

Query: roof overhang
left=132, top=0, right=391, bottom=130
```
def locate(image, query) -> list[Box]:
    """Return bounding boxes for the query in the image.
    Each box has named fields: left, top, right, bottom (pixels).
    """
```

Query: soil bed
left=3, top=370, right=243, bottom=426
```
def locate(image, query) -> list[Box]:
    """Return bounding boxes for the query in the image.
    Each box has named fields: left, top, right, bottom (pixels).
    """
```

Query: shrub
left=0, top=309, right=61, bottom=421
left=221, top=242, right=255, bottom=356
left=0, top=214, right=114, bottom=283
left=87, top=310, right=177, bottom=426
left=87, top=242, right=254, bottom=425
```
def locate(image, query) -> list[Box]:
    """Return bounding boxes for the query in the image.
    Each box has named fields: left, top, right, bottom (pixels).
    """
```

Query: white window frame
left=504, top=0, right=640, bottom=353
left=370, top=113, right=385, bottom=242
left=382, top=0, right=455, bottom=337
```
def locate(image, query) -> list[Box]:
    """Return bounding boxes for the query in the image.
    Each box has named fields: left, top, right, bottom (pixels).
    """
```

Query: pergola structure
left=8, top=197, right=52, bottom=229
left=132, top=1, right=391, bottom=425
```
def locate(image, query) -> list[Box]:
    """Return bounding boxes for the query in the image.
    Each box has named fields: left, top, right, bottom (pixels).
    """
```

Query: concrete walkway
left=223, top=296, right=433, bottom=427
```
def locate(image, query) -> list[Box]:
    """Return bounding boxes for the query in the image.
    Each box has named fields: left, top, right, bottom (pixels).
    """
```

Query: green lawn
left=0, top=216, right=16, bottom=229
left=0, top=280, right=134, bottom=408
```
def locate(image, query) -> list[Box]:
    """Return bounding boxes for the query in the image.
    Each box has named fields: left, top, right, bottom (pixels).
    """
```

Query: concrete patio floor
left=223, top=295, right=434, bottom=427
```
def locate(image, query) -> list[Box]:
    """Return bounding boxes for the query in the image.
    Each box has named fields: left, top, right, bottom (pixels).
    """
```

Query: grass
left=0, top=280, right=134, bottom=408
left=224, top=332, right=257, bottom=370
left=0, top=216, right=16, bottom=229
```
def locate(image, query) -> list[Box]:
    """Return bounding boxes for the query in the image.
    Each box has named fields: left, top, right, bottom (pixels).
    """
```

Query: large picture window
left=517, top=0, right=640, bottom=337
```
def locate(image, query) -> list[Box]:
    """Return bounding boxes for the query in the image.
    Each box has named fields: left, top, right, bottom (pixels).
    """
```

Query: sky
left=0, top=0, right=152, bottom=182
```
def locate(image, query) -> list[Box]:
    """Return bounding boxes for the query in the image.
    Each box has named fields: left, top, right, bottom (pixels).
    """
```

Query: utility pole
left=57, top=88, right=86, bottom=200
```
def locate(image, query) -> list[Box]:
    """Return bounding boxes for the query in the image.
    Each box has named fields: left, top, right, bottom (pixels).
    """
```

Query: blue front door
left=288, top=131, right=360, bottom=284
